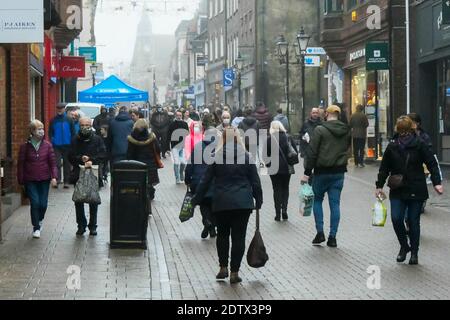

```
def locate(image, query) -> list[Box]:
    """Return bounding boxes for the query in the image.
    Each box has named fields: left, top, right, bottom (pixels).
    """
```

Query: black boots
left=397, top=247, right=411, bottom=263
left=409, top=252, right=419, bottom=265
left=230, top=272, right=242, bottom=284
left=201, top=227, right=209, bottom=239
left=216, top=267, right=229, bottom=280
left=327, top=236, right=337, bottom=248
left=312, top=232, right=326, bottom=245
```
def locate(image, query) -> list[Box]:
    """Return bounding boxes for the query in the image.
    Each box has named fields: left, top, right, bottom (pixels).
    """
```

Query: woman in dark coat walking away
left=191, top=128, right=263, bottom=284
left=17, top=120, right=58, bottom=239
left=127, top=119, right=161, bottom=202
left=263, top=121, right=297, bottom=221
left=376, top=116, right=443, bottom=265
left=185, top=114, right=217, bottom=239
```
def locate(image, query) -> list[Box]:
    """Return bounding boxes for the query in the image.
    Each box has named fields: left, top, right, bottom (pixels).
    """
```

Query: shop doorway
left=438, top=59, right=450, bottom=163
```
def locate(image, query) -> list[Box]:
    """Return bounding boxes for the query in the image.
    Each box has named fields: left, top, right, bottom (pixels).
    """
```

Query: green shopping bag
left=299, top=182, right=314, bottom=217
left=179, top=187, right=195, bottom=223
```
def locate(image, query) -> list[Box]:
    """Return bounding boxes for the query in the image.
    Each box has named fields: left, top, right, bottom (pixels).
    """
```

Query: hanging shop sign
left=59, top=56, right=86, bottom=78
left=78, top=47, right=97, bottom=63
left=366, top=42, right=390, bottom=70
left=0, top=0, right=44, bottom=43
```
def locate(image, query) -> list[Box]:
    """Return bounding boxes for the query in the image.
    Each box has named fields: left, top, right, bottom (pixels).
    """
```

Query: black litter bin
left=110, top=160, right=149, bottom=249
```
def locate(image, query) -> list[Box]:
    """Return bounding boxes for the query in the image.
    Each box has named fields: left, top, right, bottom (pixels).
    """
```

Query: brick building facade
left=0, top=0, right=82, bottom=239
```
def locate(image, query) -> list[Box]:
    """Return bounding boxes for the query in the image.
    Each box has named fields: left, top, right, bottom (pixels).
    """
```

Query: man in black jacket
left=151, top=105, right=171, bottom=158
left=302, top=105, right=351, bottom=248
left=167, top=111, right=189, bottom=184
left=93, top=106, right=111, bottom=135
left=299, top=107, right=322, bottom=158
left=239, top=108, right=261, bottom=164
left=69, top=117, right=106, bottom=237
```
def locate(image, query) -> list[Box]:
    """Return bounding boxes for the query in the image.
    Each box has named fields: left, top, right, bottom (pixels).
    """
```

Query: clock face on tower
left=144, top=45, right=151, bottom=53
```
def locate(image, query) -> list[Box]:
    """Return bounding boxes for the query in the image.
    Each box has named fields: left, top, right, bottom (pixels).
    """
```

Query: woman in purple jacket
left=17, top=120, right=58, bottom=239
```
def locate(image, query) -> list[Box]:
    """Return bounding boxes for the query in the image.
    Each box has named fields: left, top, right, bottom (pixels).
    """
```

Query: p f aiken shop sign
left=59, top=56, right=86, bottom=78
left=0, top=0, right=44, bottom=43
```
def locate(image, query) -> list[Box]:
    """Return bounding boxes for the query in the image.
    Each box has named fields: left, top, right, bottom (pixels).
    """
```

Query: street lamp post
left=276, top=35, right=293, bottom=131
left=296, top=27, right=311, bottom=126
left=235, top=52, right=245, bottom=110
left=90, top=64, right=98, bottom=87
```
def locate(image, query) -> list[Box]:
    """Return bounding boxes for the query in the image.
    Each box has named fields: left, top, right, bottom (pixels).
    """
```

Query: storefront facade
left=321, top=0, right=407, bottom=160
left=344, top=44, right=391, bottom=158
left=415, top=0, right=450, bottom=164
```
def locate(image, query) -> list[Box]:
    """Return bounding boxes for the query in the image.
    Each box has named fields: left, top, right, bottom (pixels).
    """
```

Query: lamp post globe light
left=90, top=63, right=98, bottom=87
left=296, top=27, right=311, bottom=125
left=235, top=52, right=245, bottom=109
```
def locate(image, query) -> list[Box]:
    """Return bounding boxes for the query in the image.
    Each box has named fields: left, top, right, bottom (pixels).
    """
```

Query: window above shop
left=347, top=0, right=368, bottom=11
left=324, top=0, right=344, bottom=14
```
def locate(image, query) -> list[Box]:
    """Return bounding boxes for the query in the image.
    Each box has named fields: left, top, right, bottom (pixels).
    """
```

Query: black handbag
left=286, top=137, right=299, bottom=166
left=247, top=210, right=269, bottom=268
left=387, top=153, right=410, bottom=190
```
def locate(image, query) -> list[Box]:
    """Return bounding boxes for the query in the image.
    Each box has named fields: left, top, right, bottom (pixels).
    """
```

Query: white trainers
left=32, top=230, right=41, bottom=239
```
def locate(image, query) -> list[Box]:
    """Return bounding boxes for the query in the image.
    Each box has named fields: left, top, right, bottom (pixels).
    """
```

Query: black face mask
left=80, top=127, right=92, bottom=138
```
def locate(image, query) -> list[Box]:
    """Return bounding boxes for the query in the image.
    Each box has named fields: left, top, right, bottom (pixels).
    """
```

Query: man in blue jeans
left=302, top=105, right=351, bottom=248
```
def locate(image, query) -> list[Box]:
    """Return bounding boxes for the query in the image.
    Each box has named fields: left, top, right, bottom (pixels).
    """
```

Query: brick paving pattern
left=1, top=158, right=450, bottom=300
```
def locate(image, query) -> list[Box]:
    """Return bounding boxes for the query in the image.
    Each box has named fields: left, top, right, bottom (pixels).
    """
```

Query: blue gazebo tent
left=78, top=75, right=149, bottom=106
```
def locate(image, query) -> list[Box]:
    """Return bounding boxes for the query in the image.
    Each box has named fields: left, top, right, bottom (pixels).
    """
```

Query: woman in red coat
left=17, top=120, right=58, bottom=239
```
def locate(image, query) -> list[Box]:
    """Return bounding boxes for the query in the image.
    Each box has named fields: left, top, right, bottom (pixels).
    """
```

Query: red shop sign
left=59, top=56, right=86, bottom=78
left=44, top=35, right=59, bottom=78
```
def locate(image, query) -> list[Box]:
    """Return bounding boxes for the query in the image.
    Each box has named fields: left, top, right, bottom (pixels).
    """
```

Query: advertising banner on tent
left=59, top=56, right=86, bottom=78
left=79, top=75, right=149, bottom=105
left=0, top=0, right=44, bottom=43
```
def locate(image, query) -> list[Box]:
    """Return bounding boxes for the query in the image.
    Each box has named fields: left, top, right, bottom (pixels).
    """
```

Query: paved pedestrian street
left=1, top=159, right=449, bottom=300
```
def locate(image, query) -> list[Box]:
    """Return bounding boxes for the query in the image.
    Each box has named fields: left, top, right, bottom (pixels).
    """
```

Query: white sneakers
left=32, top=230, right=41, bottom=239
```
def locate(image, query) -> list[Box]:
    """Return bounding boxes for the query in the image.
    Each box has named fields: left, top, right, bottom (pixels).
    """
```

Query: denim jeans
left=312, top=173, right=345, bottom=237
left=171, top=147, right=186, bottom=182
left=25, top=181, right=50, bottom=231
left=390, top=199, right=423, bottom=253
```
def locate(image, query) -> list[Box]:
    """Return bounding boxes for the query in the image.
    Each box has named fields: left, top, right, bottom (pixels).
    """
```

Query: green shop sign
left=366, top=42, right=389, bottom=71
left=78, top=47, right=97, bottom=63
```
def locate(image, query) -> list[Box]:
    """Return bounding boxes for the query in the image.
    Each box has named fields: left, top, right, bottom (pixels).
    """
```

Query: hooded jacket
left=304, top=120, right=351, bottom=176
left=185, top=139, right=216, bottom=199
left=108, top=112, right=134, bottom=161
left=126, top=129, right=161, bottom=186
left=376, top=134, right=442, bottom=200
left=238, top=116, right=261, bottom=150
left=191, top=143, right=263, bottom=213
left=49, top=114, right=75, bottom=148
left=273, top=114, right=289, bottom=132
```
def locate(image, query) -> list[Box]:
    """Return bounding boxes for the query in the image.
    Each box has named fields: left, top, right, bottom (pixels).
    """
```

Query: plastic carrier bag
left=372, top=198, right=387, bottom=227
left=299, top=182, right=314, bottom=217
